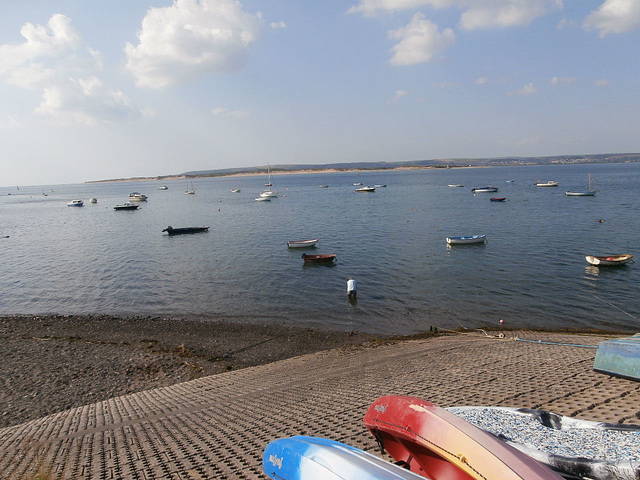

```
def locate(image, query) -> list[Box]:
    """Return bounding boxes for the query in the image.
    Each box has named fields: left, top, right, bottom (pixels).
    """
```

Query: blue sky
left=1, top=0, right=639, bottom=186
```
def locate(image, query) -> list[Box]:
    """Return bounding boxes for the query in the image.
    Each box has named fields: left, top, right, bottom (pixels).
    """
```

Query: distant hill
left=88, top=153, right=640, bottom=183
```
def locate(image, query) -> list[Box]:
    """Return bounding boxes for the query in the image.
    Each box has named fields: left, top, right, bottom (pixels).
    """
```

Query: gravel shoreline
left=0, top=315, right=384, bottom=428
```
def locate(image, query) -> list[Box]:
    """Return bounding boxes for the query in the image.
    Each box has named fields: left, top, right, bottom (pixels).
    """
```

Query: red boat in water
left=301, top=253, right=336, bottom=264
left=364, top=395, right=563, bottom=480
left=490, top=197, right=506, bottom=202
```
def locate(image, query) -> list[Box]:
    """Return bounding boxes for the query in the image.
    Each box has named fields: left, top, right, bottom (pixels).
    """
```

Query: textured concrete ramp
left=1, top=333, right=639, bottom=479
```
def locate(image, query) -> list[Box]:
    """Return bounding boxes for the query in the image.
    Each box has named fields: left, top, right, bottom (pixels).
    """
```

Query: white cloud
left=0, top=14, right=80, bottom=77
left=212, top=107, right=249, bottom=118
left=459, top=0, right=563, bottom=30
left=349, top=0, right=450, bottom=16
left=388, top=90, right=408, bottom=103
left=556, top=18, right=577, bottom=29
left=551, top=76, right=577, bottom=85
left=594, top=79, right=610, bottom=87
left=125, top=0, right=263, bottom=89
left=270, top=21, right=286, bottom=29
left=0, top=14, right=138, bottom=125
left=35, top=77, right=138, bottom=126
left=584, top=0, right=640, bottom=37
left=350, top=0, right=563, bottom=29
left=388, top=13, right=455, bottom=65
left=506, top=82, right=537, bottom=96
left=2, top=114, right=21, bottom=129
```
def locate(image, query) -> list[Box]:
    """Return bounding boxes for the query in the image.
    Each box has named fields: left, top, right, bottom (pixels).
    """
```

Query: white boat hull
left=287, top=239, right=318, bottom=248
left=585, top=254, right=633, bottom=266
left=446, top=235, right=487, bottom=245
left=566, top=191, right=596, bottom=196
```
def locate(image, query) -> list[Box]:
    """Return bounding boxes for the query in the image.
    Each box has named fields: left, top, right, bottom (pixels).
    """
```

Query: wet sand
left=0, top=315, right=383, bottom=428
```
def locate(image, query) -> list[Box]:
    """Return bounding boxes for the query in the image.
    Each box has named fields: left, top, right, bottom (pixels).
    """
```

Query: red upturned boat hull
left=364, top=395, right=564, bottom=480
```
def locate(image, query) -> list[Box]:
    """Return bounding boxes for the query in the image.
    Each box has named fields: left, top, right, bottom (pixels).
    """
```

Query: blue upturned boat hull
left=263, top=436, right=424, bottom=480
left=594, top=334, right=640, bottom=381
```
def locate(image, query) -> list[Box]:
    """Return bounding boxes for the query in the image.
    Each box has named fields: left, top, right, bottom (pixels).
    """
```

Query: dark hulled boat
left=162, top=226, right=209, bottom=235
left=301, top=253, right=336, bottom=264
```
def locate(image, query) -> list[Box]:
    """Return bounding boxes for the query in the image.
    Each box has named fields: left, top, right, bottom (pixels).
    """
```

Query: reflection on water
left=0, top=162, right=638, bottom=334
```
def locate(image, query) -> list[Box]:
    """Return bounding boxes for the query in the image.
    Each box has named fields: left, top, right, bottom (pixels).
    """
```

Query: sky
left=1, top=0, right=640, bottom=186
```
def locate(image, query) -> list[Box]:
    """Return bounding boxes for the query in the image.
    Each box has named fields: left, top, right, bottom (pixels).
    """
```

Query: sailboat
left=566, top=174, right=596, bottom=196
left=260, top=164, right=278, bottom=197
left=185, top=181, right=196, bottom=195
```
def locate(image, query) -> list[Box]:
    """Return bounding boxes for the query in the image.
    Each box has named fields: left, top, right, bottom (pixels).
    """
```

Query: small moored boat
left=566, top=174, right=596, bottom=196
left=67, top=200, right=84, bottom=207
left=287, top=239, right=318, bottom=248
left=317, top=185, right=329, bottom=188
left=231, top=189, right=241, bottom=193
left=449, top=184, right=465, bottom=188
left=446, top=235, right=486, bottom=245
left=353, top=182, right=363, bottom=186
left=157, top=185, right=168, bottom=190
left=128, top=192, right=148, bottom=201
left=162, top=226, right=209, bottom=235
left=255, top=197, right=271, bottom=202
left=114, top=202, right=139, bottom=210
left=471, top=186, right=498, bottom=193
left=356, top=186, right=375, bottom=192
left=89, top=198, right=98, bottom=204
left=374, top=184, right=386, bottom=188
left=535, top=181, right=558, bottom=187
left=490, top=197, right=506, bottom=202
left=585, top=254, right=633, bottom=266
left=301, top=253, right=336, bottom=264
left=566, top=191, right=596, bottom=196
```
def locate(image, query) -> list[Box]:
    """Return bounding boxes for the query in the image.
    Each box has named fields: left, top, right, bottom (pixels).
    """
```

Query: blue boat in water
left=263, top=436, right=424, bottom=480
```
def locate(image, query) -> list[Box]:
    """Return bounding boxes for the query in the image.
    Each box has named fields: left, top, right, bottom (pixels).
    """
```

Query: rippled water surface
left=1, top=163, right=638, bottom=334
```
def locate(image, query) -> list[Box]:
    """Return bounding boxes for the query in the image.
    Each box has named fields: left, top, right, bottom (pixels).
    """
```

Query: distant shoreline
left=85, top=154, right=640, bottom=184
left=85, top=165, right=486, bottom=184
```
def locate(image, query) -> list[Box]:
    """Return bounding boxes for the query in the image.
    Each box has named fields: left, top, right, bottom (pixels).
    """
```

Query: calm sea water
left=1, top=163, right=638, bottom=335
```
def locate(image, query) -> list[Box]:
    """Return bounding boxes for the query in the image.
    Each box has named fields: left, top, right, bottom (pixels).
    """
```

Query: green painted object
left=594, top=334, right=640, bottom=382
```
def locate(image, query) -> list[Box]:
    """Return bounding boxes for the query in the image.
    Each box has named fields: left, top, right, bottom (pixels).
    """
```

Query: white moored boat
left=356, top=186, right=375, bottom=192
left=287, top=239, right=318, bottom=248
left=128, top=192, right=148, bottom=201
left=535, top=181, right=558, bottom=187
left=585, top=254, right=633, bottom=266
left=260, top=164, right=278, bottom=197
left=566, top=174, right=597, bottom=196
left=471, top=186, right=498, bottom=193
left=446, top=235, right=487, bottom=245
